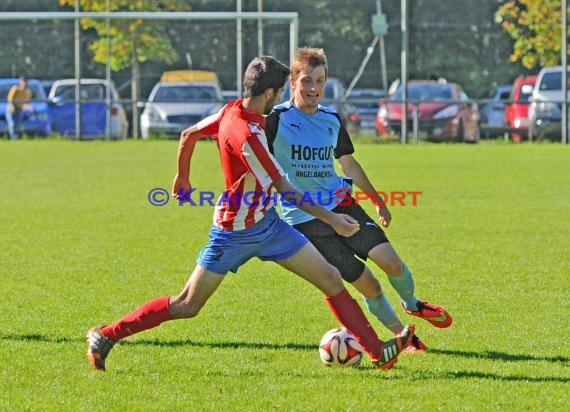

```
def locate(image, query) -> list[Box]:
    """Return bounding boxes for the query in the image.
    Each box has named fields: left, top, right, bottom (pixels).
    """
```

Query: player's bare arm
left=172, top=125, right=210, bottom=202
left=338, top=154, right=392, bottom=228
left=272, top=176, right=359, bottom=237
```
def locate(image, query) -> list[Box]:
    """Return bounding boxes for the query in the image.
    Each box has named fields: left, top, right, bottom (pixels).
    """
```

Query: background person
left=6, top=76, right=33, bottom=140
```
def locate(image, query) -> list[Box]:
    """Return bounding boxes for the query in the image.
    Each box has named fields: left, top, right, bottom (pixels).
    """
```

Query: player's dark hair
left=243, top=56, right=290, bottom=97
left=291, top=47, right=328, bottom=80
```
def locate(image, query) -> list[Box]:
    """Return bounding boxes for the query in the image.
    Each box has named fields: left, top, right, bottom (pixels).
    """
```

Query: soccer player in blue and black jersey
left=266, top=48, right=453, bottom=352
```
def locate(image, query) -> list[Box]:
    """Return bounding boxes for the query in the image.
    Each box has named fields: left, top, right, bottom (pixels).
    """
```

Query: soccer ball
left=318, top=327, right=364, bottom=367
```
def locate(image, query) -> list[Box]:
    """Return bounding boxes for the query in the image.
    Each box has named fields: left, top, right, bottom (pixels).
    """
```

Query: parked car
left=376, top=80, right=480, bottom=142
left=48, top=79, right=129, bottom=139
left=278, top=78, right=361, bottom=135
left=346, top=88, right=386, bottom=131
left=160, top=70, right=222, bottom=90
left=222, top=90, right=240, bottom=103
left=0, top=78, right=52, bottom=137
left=41, top=79, right=56, bottom=97
left=140, top=81, right=223, bottom=139
left=528, top=66, right=570, bottom=141
left=504, top=75, right=537, bottom=142
left=480, top=84, right=511, bottom=137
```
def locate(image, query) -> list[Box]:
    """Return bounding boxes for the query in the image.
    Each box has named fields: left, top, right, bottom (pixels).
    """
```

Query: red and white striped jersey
left=194, top=99, right=285, bottom=231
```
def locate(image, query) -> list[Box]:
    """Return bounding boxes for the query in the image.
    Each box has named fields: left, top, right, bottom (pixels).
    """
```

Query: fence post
left=400, top=0, right=408, bottom=144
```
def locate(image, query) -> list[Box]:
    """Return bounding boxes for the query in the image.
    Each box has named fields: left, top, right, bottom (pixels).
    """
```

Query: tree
left=59, top=0, right=191, bottom=137
left=495, top=0, right=568, bottom=69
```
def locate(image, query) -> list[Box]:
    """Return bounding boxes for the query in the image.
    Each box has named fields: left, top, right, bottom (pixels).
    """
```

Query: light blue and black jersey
left=265, top=100, right=355, bottom=225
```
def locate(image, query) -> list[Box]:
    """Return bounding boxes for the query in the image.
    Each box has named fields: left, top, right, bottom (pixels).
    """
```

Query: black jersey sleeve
left=264, top=111, right=280, bottom=155
left=334, top=121, right=355, bottom=158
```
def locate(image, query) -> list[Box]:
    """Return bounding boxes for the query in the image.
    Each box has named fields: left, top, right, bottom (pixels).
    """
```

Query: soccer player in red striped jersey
left=86, top=56, right=413, bottom=372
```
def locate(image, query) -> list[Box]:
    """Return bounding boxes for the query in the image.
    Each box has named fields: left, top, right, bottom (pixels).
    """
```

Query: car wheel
left=470, top=125, right=480, bottom=144
left=41, top=126, right=52, bottom=137
left=510, top=131, right=522, bottom=142
left=455, top=121, right=465, bottom=142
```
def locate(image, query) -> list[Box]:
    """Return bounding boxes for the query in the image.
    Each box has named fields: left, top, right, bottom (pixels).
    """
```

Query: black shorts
left=293, top=199, right=389, bottom=282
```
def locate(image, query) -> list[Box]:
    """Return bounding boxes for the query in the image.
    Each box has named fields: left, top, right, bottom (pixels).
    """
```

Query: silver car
left=528, top=66, right=570, bottom=141
left=140, top=81, right=223, bottom=139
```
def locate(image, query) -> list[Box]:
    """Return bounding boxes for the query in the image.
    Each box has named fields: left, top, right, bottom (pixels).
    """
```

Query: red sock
left=325, top=288, right=383, bottom=361
left=101, top=296, right=173, bottom=342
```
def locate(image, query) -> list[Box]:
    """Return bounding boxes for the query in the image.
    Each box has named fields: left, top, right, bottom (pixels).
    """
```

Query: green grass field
left=1, top=140, right=568, bottom=411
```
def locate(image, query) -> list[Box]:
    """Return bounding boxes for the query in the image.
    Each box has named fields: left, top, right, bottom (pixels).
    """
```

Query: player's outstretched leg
left=277, top=242, right=408, bottom=371
left=86, top=296, right=173, bottom=371
left=368, top=244, right=453, bottom=329
left=402, top=300, right=453, bottom=328
left=373, top=322, right=415, bottom=370
left=356, top=268, right=427, bottom=352
left=86, top=327, right=116, bottom=371
left=86, top=267, right=224, bottom=371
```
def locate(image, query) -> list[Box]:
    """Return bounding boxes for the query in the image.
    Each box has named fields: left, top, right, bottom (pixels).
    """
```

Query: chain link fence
left=0, top=0, right=566, bottom=141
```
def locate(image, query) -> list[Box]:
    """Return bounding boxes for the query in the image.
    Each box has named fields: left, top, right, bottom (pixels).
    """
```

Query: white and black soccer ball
left=318, top=327, right=364, bottom=367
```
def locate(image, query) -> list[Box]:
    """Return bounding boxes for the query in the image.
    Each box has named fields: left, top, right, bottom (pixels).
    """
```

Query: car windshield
left=539, top=71, right=570, bottom=91
left=0, top=83, right=45, bottom=100
left=347, top=90, right=384, bottom=108
left=392, top=84, right=453, bottom=101
left=54, top=84, right=107, bottom=101
left=498, top=90, right=511, bottom=100
left=153, top=85, right=218, bottom=102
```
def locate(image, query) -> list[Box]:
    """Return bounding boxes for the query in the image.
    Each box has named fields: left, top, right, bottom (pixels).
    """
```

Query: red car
left=504, top=75, right=537, bottom=142
left=376, top=80, right=480, bottom=142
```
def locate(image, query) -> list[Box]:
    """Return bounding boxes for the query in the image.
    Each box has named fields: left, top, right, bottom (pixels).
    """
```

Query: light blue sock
left=364, top=292, right=404, bottom=334
left=388, top=263, right=419, bottom=311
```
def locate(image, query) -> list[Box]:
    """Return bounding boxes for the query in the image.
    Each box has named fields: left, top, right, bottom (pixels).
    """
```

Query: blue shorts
left=197, top=208, right=309, bottom=274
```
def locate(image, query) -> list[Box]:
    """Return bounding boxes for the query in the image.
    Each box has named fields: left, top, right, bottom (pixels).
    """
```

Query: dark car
left=376, top=80, right=480, bottom=142
left=480, top=85, right=511, bottom=137
left=346, top=88, right=386, bottom=131
left=278, top=78, right=361, bottom=135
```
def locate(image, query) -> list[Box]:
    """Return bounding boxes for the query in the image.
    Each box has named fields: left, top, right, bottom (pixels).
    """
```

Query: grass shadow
left=446, top=370, right=569, bottom=383
left=0, top=333, right=314, bottom=351
left=2, top=333, right=568, bottom=368
left=0, top=333, right=76, bottom=344
left=402, top=369, right=570, bottom=383
left=121, top=337, right=315, bottom=352
left=428, top=347, right=569, bottom=364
